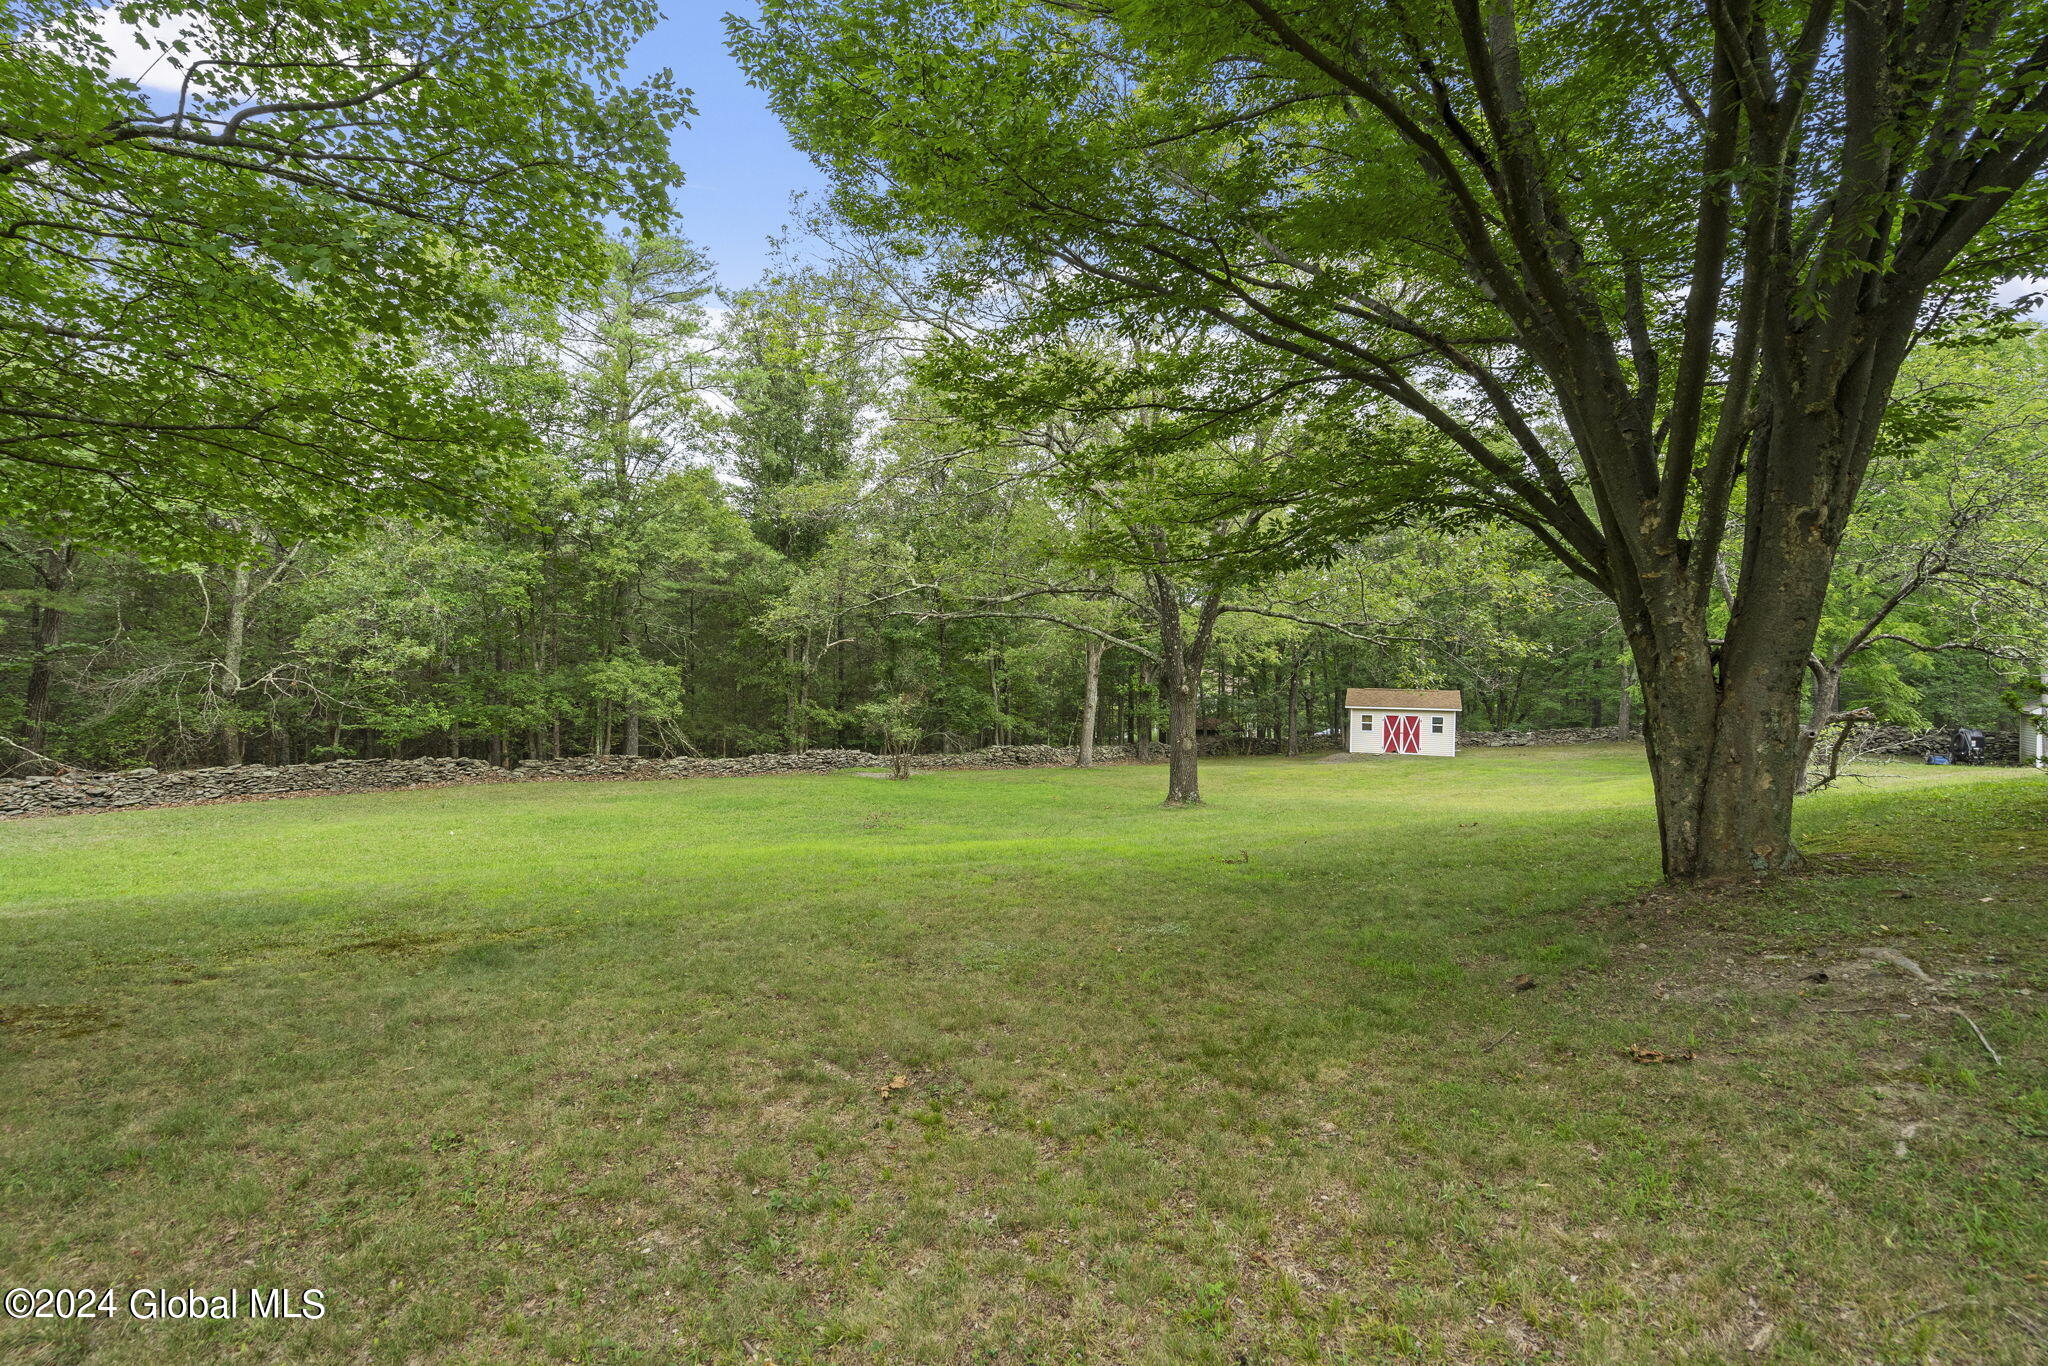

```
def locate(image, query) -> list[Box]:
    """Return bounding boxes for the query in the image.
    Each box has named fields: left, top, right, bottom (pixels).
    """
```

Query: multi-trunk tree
left=737, top=0, right=2048, bottom=877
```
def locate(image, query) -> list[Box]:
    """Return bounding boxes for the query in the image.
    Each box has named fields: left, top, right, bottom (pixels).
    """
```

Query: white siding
left=1346, top=708, right=1458, bottom=757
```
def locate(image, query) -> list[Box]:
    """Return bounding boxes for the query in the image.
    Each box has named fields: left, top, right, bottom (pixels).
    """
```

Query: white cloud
left=88, top=6, right=201, bottom=99
left=1994, top=277, right=2048, bottom=319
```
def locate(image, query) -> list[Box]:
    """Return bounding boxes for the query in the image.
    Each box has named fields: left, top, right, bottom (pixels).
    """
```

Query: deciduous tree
left=735, top=0, right=2048, bottom=876
left=1, top=0, right=687, bottom=557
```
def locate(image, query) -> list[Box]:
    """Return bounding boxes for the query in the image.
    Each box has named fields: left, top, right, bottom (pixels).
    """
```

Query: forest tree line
left=4, top=241, right=2041, bottom=777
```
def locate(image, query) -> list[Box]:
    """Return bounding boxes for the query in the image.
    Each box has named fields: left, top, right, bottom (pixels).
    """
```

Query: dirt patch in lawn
left=0, top=1002, right=114, bottom=1037
left=318, top=924, right=560, bottom=959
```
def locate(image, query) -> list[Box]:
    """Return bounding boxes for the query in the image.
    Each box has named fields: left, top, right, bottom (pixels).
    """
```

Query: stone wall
left=0, top=757, right=517, bottom=818
left=0, top=741, right=1304, bottom=819
left=1461, top=725, right=1634, bottom=747
left=1461, top=721, right=2029, bottom=765
left=7, top=722, right=2022, bottom=819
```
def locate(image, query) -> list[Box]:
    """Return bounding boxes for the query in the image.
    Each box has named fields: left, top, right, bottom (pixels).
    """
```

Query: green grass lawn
left=2, top=747, right=2043, bottom=1364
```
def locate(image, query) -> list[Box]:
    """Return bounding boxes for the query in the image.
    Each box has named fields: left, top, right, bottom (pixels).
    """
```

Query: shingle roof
left=1345, top=688, right=1463, bottom=712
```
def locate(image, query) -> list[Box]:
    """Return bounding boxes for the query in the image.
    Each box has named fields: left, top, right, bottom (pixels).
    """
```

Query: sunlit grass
left=2, top=748, right=2041, bottom=1363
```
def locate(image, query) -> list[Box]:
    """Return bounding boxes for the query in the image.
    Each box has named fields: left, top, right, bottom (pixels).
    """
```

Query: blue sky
left=92, top=2, right=824, bottom=288
left=631, top=4, right=828, bottom=285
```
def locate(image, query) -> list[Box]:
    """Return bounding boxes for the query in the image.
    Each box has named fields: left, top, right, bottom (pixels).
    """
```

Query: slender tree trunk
left=797, top=647, right=815, bottom=752
left=1164, top=664, right=1200, bottom=804
left=216, top=563, right=254, bottom=764
left=1617, top=662, right=1635, bottom=737
left=1078, top=637, right=1103, bottom=766
left=619, top=612, right=640, bottom=757
left=20, top=544, right=75, bottom=761
left=785, top=639, right=802, bottom=751
left=988, top=650, right=1003, bottom=745
left=1792, top=665, right=1843, bottom=795
left=1150, top=570, right=1224, bottom=807
left=1285, top=646, right=1302, bottom=755
left=833, top=594, right=848, bottom=746
left=1134, top=662, right=1156, bottom=760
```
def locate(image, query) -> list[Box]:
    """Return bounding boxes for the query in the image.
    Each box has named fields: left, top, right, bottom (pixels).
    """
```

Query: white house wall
left=1346, top=708, right=1458, bottom=756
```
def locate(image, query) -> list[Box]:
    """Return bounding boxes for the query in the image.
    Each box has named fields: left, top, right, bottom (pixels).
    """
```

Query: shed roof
left=1345, top=688, right=1463, bottom=712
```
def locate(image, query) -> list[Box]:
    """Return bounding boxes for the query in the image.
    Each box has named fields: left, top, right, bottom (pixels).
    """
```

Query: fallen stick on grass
left=1948, top=1008, right=2003, bottom=1068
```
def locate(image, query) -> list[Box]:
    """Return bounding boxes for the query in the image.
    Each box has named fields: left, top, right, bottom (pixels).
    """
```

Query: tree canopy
left=733, top=0, right=2048, bottom=875
left=0, top=0, right=688, bottom=558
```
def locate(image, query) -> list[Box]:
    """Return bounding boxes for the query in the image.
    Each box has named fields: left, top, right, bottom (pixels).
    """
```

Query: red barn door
left=1386, top=714, right=1421, bottom=753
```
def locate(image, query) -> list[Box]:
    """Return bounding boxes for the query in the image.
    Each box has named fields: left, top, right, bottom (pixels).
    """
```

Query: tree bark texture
left=1079, top=637, right=1103, bottom=767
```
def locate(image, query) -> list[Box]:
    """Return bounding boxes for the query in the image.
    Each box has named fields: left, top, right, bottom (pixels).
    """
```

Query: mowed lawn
left=1, top=748, right=2043, bottom=1364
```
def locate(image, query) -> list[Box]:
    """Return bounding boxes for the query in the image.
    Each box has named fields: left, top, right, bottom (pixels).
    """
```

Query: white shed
left=1345, top=688, right=1462, bottom=757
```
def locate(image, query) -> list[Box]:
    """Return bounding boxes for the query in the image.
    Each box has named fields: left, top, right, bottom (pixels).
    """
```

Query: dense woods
left=4, top=243, right=2039, bottom=776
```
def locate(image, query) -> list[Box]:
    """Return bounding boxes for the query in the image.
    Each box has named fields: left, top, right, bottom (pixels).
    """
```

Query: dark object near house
left=1950, top=728, right=1987, bottom=764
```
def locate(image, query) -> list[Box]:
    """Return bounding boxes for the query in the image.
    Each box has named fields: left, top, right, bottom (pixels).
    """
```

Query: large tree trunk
left=1633, top=640, right=1734, bottom=880
left=1700, top=409, right=1867, bottom=872
left=1690, top=680, right=1814, bottom=872
left=1622, top=425, right=1849, bottom=879
left=1624, top=630, right=1849, bottom=884
left=1078, top=637, right=1103, bottom=767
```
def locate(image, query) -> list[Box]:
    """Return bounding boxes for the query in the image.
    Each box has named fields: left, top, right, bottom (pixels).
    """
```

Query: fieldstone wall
left=1461, top=721, right=2028, bottom=765
left=6, top=723, right=2022, bottom=820
left=1462, top=725, right=1634, bottom=747
left=0, top=757, right=515, bottom=818
left=0, top=741, right=1294, bottom=819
